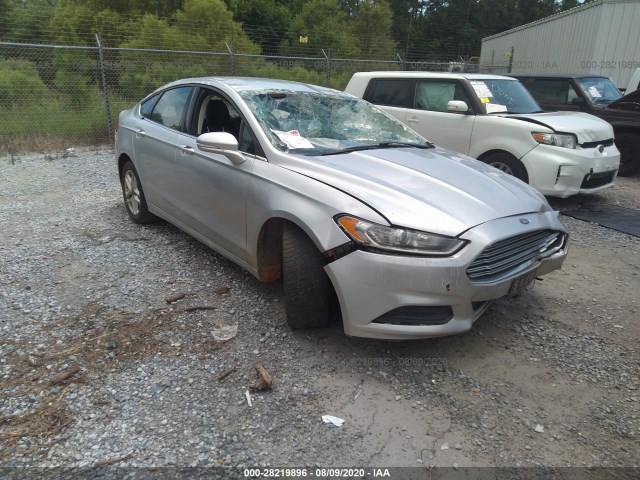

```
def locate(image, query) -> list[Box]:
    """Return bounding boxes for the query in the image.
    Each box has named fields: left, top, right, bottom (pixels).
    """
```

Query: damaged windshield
left=239, top=90, right=429, bottom=155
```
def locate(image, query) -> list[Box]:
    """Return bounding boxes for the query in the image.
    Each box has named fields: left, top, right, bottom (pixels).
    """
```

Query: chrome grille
left=467, top=230, right=565, bottom=283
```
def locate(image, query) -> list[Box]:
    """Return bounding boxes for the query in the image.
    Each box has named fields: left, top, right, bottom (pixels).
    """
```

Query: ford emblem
left=520, top=218, right=530, bottom=225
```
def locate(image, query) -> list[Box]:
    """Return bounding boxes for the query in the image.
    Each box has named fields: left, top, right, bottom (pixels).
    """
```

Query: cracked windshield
left=241, top=91, right=427, bottom=155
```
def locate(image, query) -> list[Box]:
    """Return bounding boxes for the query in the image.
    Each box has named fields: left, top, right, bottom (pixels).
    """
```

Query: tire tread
left=282, top=224, right=329, bottom=330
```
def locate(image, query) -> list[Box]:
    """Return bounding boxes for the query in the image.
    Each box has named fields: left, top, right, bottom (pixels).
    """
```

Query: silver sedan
left=116, top=77, right=569, bottom=339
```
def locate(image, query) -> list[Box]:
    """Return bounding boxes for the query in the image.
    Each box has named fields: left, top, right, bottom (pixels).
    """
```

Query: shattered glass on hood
left=239, top=90, right=428, bottom=155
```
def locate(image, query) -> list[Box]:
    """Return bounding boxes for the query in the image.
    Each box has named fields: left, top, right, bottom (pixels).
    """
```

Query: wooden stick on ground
left=251, top=363, right=273, bottom=391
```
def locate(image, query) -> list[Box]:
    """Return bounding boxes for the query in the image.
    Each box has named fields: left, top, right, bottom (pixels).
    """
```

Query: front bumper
left=325, top=211, right=568, bottom=340
left=522, top=143, right=619, bottom=198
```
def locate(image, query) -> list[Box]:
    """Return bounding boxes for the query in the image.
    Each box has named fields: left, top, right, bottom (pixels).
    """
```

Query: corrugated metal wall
left=593, top=1, right=640, bottom=88
left=480, top=0, right=640, bottom=89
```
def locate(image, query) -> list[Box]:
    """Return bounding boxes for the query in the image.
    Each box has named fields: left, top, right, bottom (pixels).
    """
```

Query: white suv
left=345, top=72, right=620, bottom=198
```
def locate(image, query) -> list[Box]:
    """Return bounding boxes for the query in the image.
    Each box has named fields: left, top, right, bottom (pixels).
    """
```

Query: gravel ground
left=1, top=147, right=639, bottom=478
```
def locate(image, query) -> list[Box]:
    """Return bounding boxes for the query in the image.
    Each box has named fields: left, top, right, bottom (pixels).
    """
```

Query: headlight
left=532, top=132, right=577, bottom=149
left=335, top=215, right=466, bottom=256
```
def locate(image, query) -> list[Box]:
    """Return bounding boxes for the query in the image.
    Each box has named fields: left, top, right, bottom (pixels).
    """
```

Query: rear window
left=365, top=79, right=411, bottom=108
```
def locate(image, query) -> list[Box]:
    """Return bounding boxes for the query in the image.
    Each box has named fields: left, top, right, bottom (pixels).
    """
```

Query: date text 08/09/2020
left=244, top=468, right=391, bottom=478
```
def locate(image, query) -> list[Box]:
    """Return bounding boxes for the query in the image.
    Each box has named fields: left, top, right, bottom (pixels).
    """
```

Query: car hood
left=507, top=111, right=614, bottom=143
left=607, top=88, right=640, bottom=111
left=278, top=147, right=550, bottom=237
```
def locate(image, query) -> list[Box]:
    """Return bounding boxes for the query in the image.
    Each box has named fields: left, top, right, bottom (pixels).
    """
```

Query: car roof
left=156, top=76, right=343, bottom=95
left=353, top=71, right=519, bottom=81
left=508, top=73, right=611, bottom=80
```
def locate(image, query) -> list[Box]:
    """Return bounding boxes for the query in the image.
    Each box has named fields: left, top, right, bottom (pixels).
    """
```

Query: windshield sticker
left=470, top=81, right=493, bottom=98
left=485, top=103, right=508, bottom=114
left=480, top=97, right=490, bottom=103
left=273, top=130, right=314, bottom=149
left=588, top=86, right=602, bottom=98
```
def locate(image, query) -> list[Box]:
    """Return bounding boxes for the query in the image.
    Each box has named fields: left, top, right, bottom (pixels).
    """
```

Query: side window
left=196, top=92, right=241, bottom=138
left=146, top=87, right=192, bottom=131
left=567, top=84, right=580, bottom=104
left=238, top=122, right=264, bottom=156
left=193, top=88, right=262, bottom=156
left=415, top=80, right=464, bottom=112
left=529, top=79, right=575, bottom=105
left=140, top=94, right=160, bottom=118
left=365, top=79, right=411, bottom=107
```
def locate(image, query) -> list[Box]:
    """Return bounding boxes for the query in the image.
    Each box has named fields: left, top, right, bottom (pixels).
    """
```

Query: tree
left=121, top=13, right=184, bottom=50
left=0, top=0, right=14, bottom=39
left=560, top=0, right=580, bottom=10
left=50, top=3, right=96, bottom=45
left=474, top=0, right=520, bottom=40
left=350, top=0, right=397, bottom=59
left=234, top=0, right=292, bottom=55
left=287, top=0, right=358, bottom=56
left=514, top=0, right=556, bottom=25
left=119, top=14, right=195, bottom=97
left=48, top=16, right=96, bottom=108
left=387, top=0, right=426, bottom=60
left=6, top=0, right=58, bottom=43
left=60, top=0, right=185, bottom=17
left=174, top=0, right=259, bottom=53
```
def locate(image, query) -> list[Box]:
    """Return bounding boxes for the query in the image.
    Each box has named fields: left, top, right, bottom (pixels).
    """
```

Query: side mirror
left=196, top=132, right=245, bottom=164
left=447, top=100, right=469, bottom=113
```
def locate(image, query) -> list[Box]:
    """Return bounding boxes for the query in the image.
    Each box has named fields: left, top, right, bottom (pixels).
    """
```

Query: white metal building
left=480, top=0, right=640, bottom=89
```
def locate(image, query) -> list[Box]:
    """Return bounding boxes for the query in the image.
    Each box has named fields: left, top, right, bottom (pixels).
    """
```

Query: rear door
left=133, top=86, right=194, bottom=216
left=362, top=78, right=411, bottom=124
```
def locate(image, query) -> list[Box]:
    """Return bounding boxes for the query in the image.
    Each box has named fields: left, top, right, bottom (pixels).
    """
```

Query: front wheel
left=483, top=152, right=528, bottom=183
left=282, top=224, right=329, bottom=330
left=615, top=133, right=640, bottom=177
left=120, top=161, right=158, bottom=224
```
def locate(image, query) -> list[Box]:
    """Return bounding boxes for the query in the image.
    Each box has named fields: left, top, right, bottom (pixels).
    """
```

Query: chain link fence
left=0, top=39, right=511, bottom=153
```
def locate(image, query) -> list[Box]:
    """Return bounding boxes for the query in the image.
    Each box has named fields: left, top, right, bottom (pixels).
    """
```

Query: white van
left=626, top=68, right=640, bottom=93
left=345, top=72, right=620, bottom=198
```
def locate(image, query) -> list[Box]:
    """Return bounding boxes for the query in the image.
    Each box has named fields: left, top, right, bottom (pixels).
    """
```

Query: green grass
left=0, top=95, right=132, bottom=152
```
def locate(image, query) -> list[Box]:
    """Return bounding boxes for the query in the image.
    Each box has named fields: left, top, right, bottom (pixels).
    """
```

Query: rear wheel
left=483, top=152, right=528, bottom=183
left=282, top=223, right=329, bottom=330
left=615, top=133, right=640, bottom=177
left=120, top=161, right=158, bottom=224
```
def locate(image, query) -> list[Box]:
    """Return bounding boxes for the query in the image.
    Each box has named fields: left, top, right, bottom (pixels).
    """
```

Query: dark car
left=511, top=73, right=640, bottom=176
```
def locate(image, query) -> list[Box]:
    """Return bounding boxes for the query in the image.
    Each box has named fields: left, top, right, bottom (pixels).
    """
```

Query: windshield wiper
left=380, top=141, right=434, bottom=149
left=507, top=110, right=545, bottom=114
left=320, top=141, right=434, bottom=156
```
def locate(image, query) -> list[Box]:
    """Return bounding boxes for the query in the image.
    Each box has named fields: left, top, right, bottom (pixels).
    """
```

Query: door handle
left=406, top=117, right=419, bottom=123
left=135, top=129, right=146, bottom=137
left=180, top=145, right=195, bottom=155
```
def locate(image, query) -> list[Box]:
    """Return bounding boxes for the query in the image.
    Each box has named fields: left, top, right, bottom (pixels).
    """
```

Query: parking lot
left=1, top=148, right=639, bottom=476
